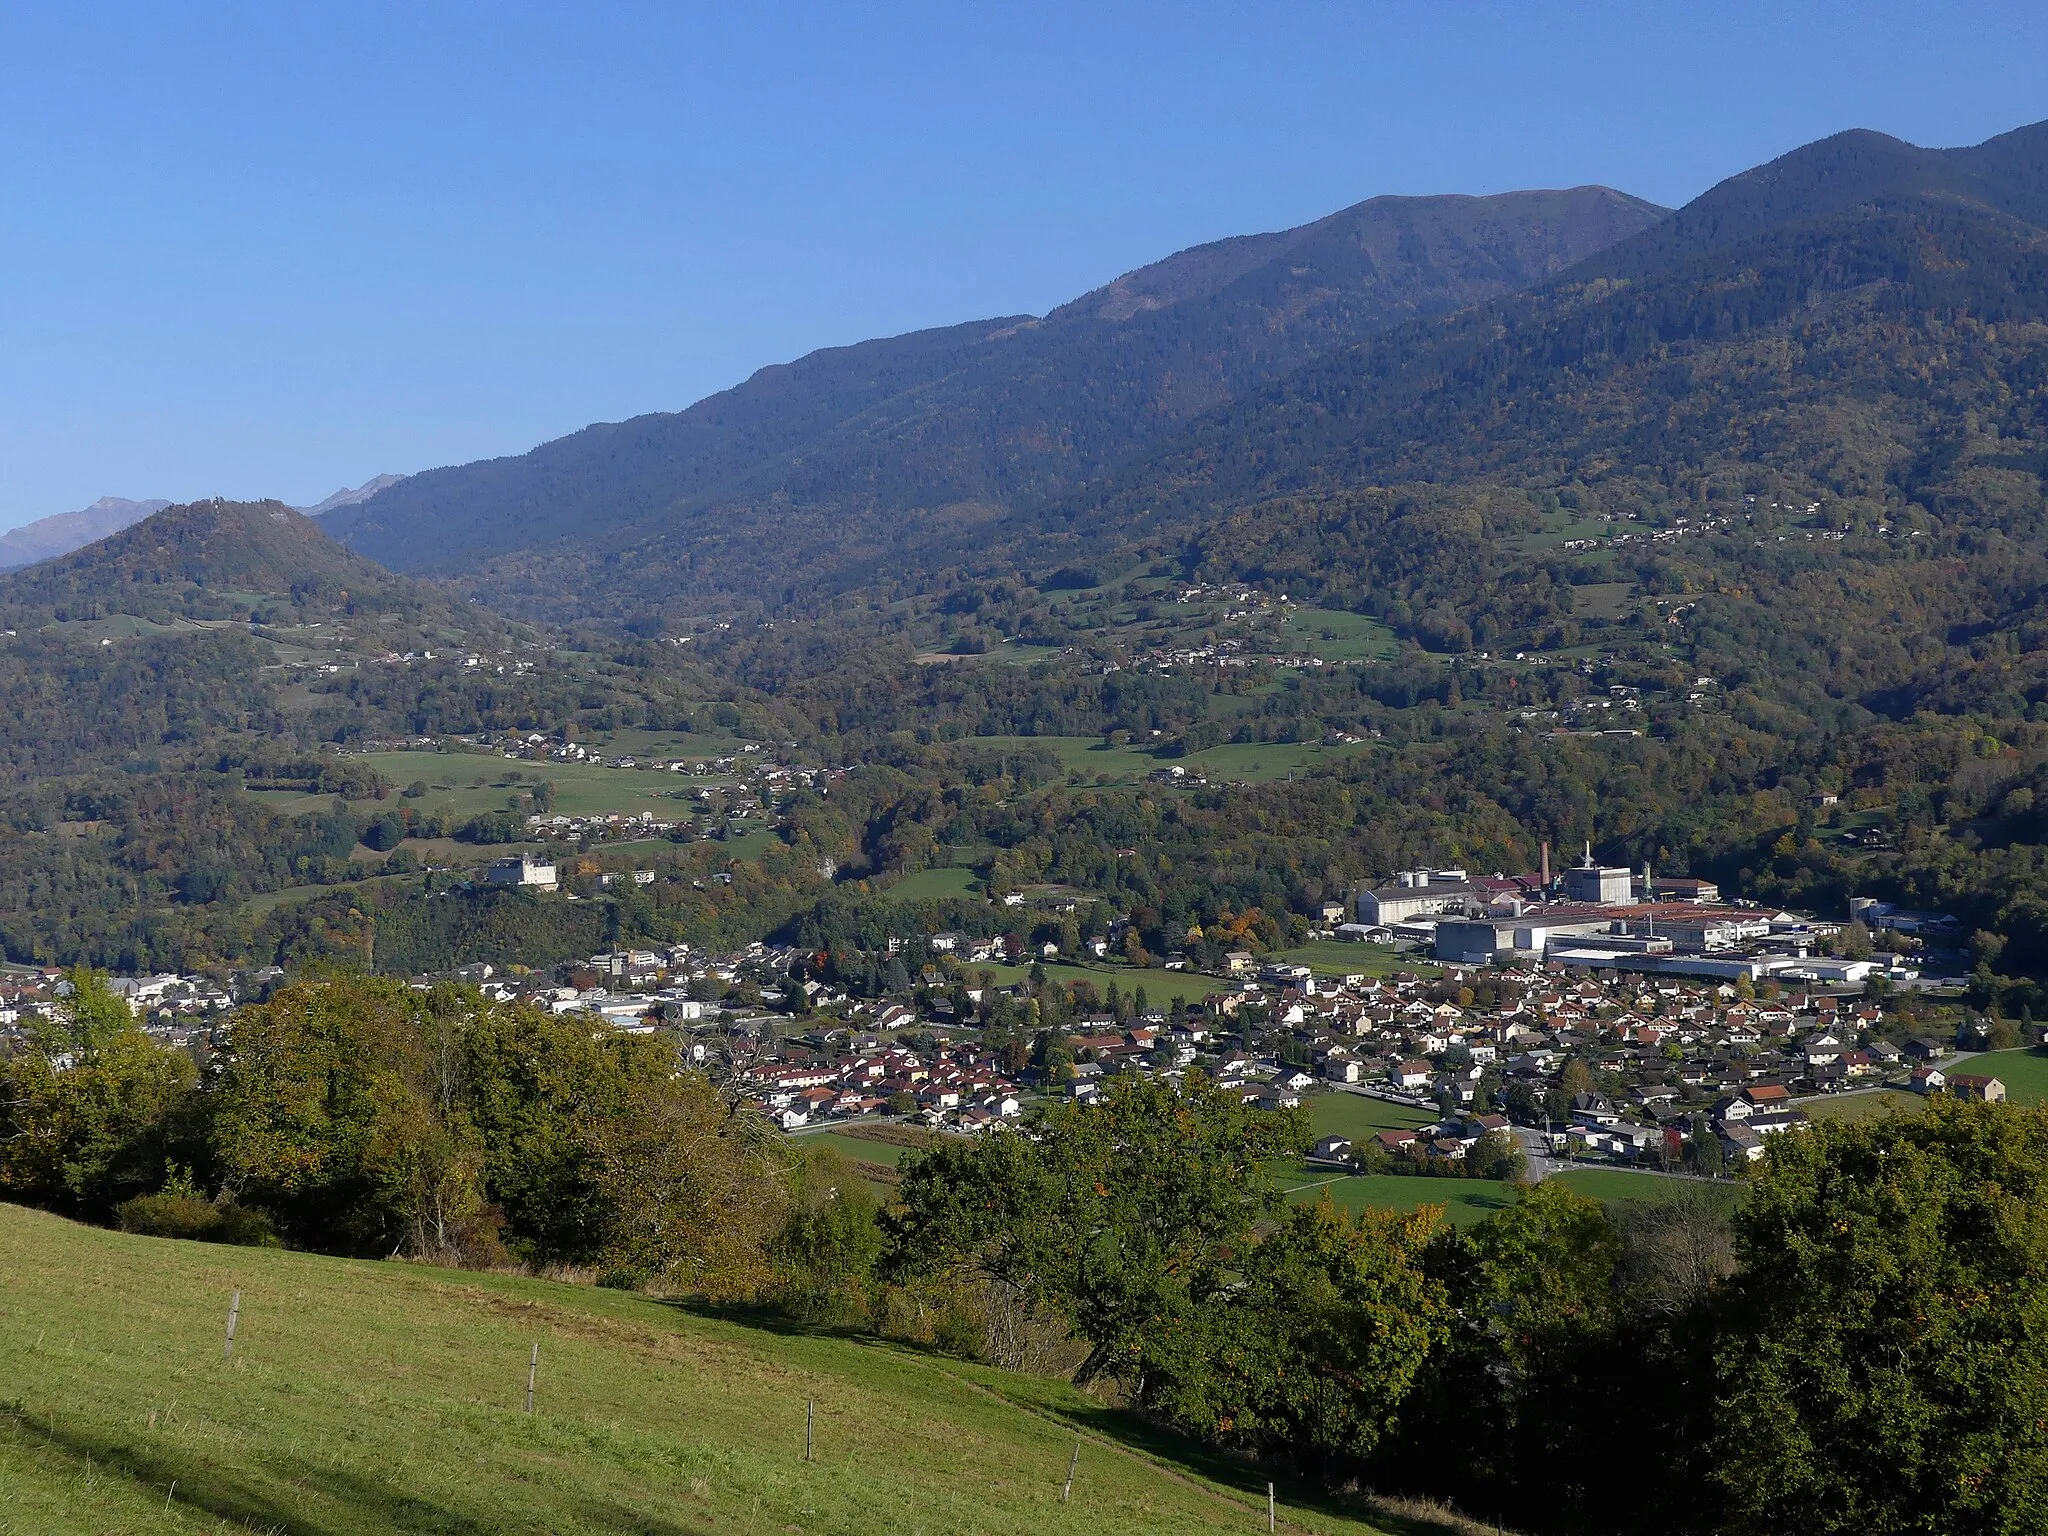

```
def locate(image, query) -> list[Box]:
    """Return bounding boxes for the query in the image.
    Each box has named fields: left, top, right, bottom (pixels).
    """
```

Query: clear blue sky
left=1, top=1, right=2043, bottom=530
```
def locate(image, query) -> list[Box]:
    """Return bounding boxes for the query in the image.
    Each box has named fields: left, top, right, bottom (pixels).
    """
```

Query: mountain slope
left=1580, top=122, right=2048, bottom=283
left=1066, top=121, right=2048, bottom=718
left=1079, top=121, right=2048, bottom=531
left=0, top=496, right=170, bottom=571
left=321, top=186, right=1665, bottom=612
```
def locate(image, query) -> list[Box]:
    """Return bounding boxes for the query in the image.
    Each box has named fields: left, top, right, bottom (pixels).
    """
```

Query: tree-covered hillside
left=320, top=187, right=1664, bottom=613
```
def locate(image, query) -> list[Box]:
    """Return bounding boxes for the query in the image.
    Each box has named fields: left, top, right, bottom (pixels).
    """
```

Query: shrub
left=116, top=1190, right=279, bottom=1247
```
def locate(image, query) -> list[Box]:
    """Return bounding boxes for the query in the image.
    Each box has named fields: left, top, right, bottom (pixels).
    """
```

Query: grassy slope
left=969, top=734, right=1374, bottom=786
left=248, top=751, right=715, bottom=823
left=882, top=866, right=983, bottom=903
left=0, top=1204, right=1394, bottom=1536
left=1803, top=1088, right=1927, bottom=1123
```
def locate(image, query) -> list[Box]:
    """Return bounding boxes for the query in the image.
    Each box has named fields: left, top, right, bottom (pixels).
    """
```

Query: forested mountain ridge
left=318, top=186, right=1665, bottom=612
left=1035, top=122, right=2048, bottom=717
left=0, top=497, right=482, bottom=632
left=1076, top=120, right=2048, bottom=528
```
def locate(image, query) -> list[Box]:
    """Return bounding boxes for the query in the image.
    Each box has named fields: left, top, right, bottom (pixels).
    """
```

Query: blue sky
left=1, top=1, right=2043, bottom=530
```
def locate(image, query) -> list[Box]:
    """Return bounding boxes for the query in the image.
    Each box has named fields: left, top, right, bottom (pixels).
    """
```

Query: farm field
left=246, top=750, right=708, bottom=824
left=1275, top=608, right=1402, bottom=661
left=1953, top=1047, right=2048, bottom=1104
left=966, top=734, right=1377, bottom=787
left=241, top=875, right=413, bottom=916
left=1279, top=1164, right=1717, bottom=1230
left=976, top=961, right=1214, bottom=1010
left=1305, top=1092, right=1433, bottom=1140
left=796, top=1130, right=912, bottom=1169
left=711, top=828, right=781, bottom=863
left=1180, top=740, right=1375, bottom=781
left=1279, top=1173, right=1520, bottom=1228
left=969, top=735, right=1159, bottom=781
left=1550, top=1169, right=1729, bottom=1205
left=591, top=726, right=752, bottom=759
left=882, top=865, right=982, bottom=902
left=1803, top=1088, right=1927, bottom=1122
left=0, top=1203, right=1397, bottom=1536
left=1268, top=941, right=1435, bottom=979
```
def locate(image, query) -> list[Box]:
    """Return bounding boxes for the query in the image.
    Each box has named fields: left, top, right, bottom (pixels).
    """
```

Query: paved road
left=1514, top=1125, right=1555, bottom=1181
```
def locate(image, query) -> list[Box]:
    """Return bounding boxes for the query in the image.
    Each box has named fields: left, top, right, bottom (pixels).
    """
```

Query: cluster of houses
left=0, top=967, right=242, bottom=1059
left=755, top=1029, right=1026, bottom=1133
left=373, top=649, right=536, bottom=676
left=4, top=830, right=2003, bottom=1169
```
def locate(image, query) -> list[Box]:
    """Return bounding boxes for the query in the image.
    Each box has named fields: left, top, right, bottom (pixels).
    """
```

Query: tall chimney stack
left=1541, top=841, right=1550, bottom=887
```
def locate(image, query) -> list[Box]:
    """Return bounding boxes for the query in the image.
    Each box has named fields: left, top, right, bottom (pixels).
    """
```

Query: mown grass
left=1305, top=1092, right=1433, bottom=1140
left=0, top=1203, right=1396, bottom=1536
left=974, top=960, right=1216, bottom=1010
left=966, top=734, right=1375, bottom=786
left=795, top=1130, right=911, bottom=1168
left=1278, top=1174, right=1519, bottom=1228
left=1275, top=608, right=1401, bottom=662
left=1549, top=1169, right=1728, bottom=1205
left=882, top=865, right=982, bottom=903
left=246, top=750, right=724, bottom=824
left=1954, top=1047, right=2048, bottom=1105
left=1266, top=941, right=1437, bottom=978
left=1803, top=1088, right=1927, bottom=1122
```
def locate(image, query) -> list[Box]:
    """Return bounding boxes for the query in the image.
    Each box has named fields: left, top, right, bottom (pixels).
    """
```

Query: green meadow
left=0, top=1203, right=1400, bottom=1536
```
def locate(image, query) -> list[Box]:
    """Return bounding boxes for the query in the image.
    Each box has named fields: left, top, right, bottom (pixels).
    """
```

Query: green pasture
left=1279, top=1173, right=1520, bottom=1228
left=883, top=865, right=983, bottom=902
left=1951, top=1047, right=2048, bottom=1104
left=1803, top=1088, right=1927, bottom=1123
left=964, top=733, right=1376, bottom=787
left=1178, top=740, right=1375, bottom=782
left=1550, top=1169, right=1728, bottom=1205
left=794, top=1130, right=912, bottom=1169
left=1276, top=608, right=1401, bottom=661
left=1267, top=941, right=1436, bottom=978
left=1304, top=1092, right=1433, bottom=1140
left=244, top=750, right=728, bottom=825
left=0, top=1203, right=1394, bottom=1536
left=975, top=960, right=1216, bottom=1011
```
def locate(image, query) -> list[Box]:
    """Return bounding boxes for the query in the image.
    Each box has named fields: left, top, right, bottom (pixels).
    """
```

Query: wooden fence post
left=223, top=1292, right=241, bottom=1359
left=525, top=1343, right=539, bottom=1413
left=805, top=1399, right=814, bottom=1462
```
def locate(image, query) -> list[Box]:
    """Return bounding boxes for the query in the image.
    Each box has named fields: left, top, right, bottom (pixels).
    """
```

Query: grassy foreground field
left=0, top=1204, right=1400, bottom=1536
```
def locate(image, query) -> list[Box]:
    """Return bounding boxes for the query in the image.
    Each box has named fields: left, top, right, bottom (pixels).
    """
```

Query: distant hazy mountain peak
left=0, top=496, right=172, bottom=572
left=299, top=474, right=405, bottom=518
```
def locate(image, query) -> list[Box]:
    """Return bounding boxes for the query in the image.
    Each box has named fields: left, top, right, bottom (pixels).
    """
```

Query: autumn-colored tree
left=0, top=970, right=197, bottom=1220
